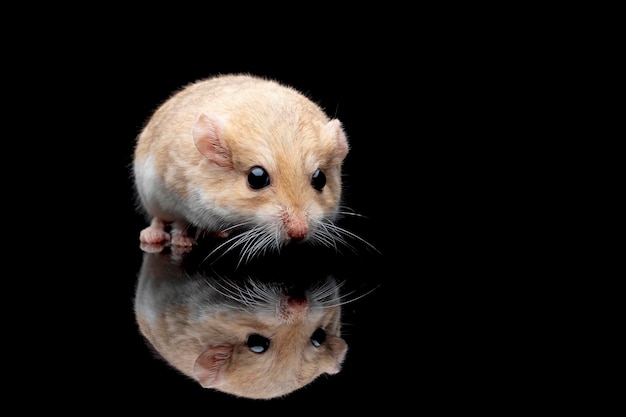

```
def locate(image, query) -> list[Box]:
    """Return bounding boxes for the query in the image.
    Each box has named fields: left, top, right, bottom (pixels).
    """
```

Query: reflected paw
left=171, top=233, right=196, bottom=247
left=140, top=242, right=167, bottom=253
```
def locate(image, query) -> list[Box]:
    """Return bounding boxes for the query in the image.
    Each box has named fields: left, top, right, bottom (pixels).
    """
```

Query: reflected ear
left=324, top=335, right=348, bottom=375
left=192, top=344, right=233, bottom=388
left=192, top=113, right=233, bottom=168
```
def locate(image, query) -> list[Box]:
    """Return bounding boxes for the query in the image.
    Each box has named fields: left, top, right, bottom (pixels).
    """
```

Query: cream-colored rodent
left=133, top=73, right=352, bottom=260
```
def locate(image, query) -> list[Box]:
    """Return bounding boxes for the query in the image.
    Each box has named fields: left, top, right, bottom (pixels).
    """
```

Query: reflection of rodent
left=134, top=251, right=348, bottom=399
left=133, top=73, right=351, bottom=259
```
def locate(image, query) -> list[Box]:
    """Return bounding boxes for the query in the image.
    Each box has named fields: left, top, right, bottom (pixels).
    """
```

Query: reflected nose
left=287, top=295, right=308, bottom=313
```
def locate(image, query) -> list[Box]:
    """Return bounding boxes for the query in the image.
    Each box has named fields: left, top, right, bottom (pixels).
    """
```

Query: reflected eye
left=248, top=166, right=270, bottom=189
left=311, top=328, right=326, bottom=347
left=311, top=169, right=326, bottom=191
left=247, top=334, right=270, bottom=353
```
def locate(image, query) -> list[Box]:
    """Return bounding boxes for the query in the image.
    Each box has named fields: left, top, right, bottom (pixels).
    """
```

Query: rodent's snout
left=286, top=295, right=308, bottom=313
left=287, top=223, right=309, bottom=240
left=285, top=216, right=308, bottom=240
left=287, top=233, right=306, bottom=242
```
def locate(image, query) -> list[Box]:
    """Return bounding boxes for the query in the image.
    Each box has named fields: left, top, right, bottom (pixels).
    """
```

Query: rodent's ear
left=325, top=119, right=349, bottom=164
left=193, top=344, right=233, bottom=388
left=323, top=334, right=348, bottom=375
left=192, top=113, right=233, bottom=168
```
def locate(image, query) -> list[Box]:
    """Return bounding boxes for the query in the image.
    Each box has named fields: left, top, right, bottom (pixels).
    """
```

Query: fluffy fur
left=133, top=74, right=365, bottom=261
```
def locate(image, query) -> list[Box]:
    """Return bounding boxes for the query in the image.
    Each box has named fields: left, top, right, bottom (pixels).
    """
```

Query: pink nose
left=286, top=216, right=308, bottom=240
left=287, top=231, right=306, bottom=240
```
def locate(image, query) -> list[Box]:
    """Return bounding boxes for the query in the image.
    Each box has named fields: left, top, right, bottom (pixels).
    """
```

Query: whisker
left=203, top=225, right=258, bottom=264
left=201, top=209, right=379, bottom=265
left=335, top=284, right=381, bottom=307
left=308, top=278, right=380, bottom=309
left=322, top=220, right=380, bottom=254
left=313, top=222, right=359, bottom=254
left=337, top=206, right=369, bottom=218
left=239, top=228, right=277, bottom=267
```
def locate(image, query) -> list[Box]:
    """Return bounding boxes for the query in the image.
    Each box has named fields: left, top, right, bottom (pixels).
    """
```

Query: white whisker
left=201, top=209, right=379, bottom=265
left=335, top=284, right=381, bottom=307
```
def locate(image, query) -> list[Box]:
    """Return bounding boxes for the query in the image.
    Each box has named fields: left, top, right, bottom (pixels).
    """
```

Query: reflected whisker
left=335, top=284, right=381, bottom=307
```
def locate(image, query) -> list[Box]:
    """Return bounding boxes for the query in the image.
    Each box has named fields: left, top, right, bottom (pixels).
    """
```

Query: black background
left=24, top=27, right=540, bottom=412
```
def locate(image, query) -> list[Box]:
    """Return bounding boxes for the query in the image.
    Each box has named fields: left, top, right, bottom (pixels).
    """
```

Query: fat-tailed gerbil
left=133, top=73, right=364, bottom=261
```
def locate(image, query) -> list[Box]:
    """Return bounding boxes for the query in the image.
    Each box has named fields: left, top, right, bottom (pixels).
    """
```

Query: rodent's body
left=133, top=74, right=350, bottom=257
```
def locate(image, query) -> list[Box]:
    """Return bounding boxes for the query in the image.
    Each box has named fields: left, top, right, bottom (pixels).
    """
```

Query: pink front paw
left=140, top=227, right=170, bottom=244
left=170, top=221, right=195, bottom=247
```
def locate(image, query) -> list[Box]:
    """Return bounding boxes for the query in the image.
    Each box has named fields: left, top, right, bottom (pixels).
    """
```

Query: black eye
left=247, top=334, right=270, bottom=353
left=248, top=166, right=270, bottom=189
left=311, top=169, right=326, bottom=191
left=311, top=328, right=326, bottom=347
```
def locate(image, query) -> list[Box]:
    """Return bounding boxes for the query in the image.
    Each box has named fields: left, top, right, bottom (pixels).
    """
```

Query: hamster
left=132, top=73, right=353, bottom=261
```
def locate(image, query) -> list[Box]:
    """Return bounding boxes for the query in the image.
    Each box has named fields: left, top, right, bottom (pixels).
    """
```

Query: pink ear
left=325, top=119, right=349, bottom=163
left=192, top=345, right=233, bottom=388
left=192, top=113, right=233, bottom=168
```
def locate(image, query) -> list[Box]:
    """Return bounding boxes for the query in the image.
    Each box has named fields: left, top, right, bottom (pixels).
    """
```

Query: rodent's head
left=191, top=108, right=349, bottom=254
